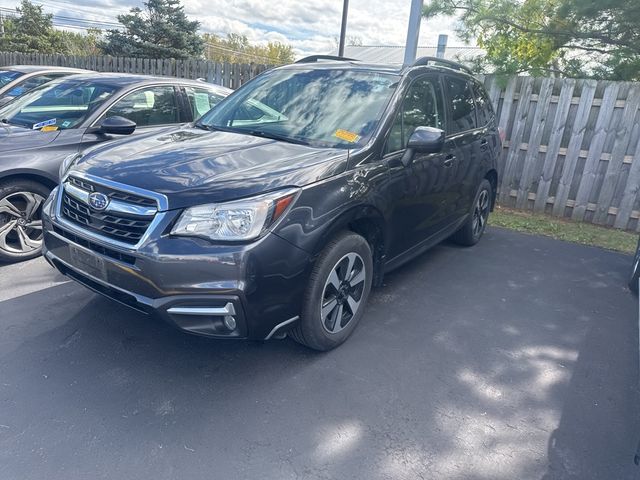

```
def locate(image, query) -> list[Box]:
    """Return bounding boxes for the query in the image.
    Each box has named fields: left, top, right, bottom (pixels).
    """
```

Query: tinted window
left=184, top=86, right=226, bottom=120
left=445, top=77, right=477, bottom=133
left=472, top=81, right=494, bottom=126
left=0, top=70, right=22, bottom=87
left=6, top=73, right=69, bottom=98
left=0, top=79, right=117, bottom=129
left=385, top=76, right=444, bottom=154
left=106, top=86, right=179, bottom=127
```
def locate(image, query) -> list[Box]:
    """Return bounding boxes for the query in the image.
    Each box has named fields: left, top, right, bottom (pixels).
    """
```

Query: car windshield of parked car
left=0, top=70, right=22, bottom=87
left=198, top=68, right=399, bottom=148
left=0, top=78, right=118, bottom=130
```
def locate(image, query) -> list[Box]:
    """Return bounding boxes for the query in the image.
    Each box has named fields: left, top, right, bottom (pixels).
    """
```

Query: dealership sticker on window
left=334, top=129, right=360, bottom=143
left=41, top=125, right=58, bottom=132
left=32, top=119, right=56, bottom=130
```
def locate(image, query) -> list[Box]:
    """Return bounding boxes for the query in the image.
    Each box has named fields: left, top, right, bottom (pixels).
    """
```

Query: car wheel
left=290, top=232, right=373, bottom=351
left=629, top=238, right=640, bottom=295
left=451, top=179, right=493, bottom=246
left=0, top=180, right=50, bottom=263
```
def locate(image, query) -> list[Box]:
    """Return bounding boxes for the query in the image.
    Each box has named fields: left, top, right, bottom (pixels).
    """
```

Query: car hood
left=0, top=124, right=61, bottom=150
left=72, top=127, right=349, bottom=210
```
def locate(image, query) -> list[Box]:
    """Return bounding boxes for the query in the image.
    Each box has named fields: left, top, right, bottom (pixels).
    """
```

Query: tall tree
left=102, top=0, right=203, bottom=59
left=424, top=0, right=640, bottom=80
left=202, top=33, right=294, bottom=65
left=0, top=0, right=65, bottom=53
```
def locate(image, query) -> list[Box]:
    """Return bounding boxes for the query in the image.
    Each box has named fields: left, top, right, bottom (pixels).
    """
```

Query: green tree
left=202, top=33, right=294, bottom=65
left=102, top=0, right=203, bottom=59
left=424, top=0, right=640, bottom=80
left=0, top=0, right=65, bottom=53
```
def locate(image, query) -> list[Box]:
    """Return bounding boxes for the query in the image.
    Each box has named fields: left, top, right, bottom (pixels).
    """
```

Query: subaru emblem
left=88, top=192, right=109, bottom=211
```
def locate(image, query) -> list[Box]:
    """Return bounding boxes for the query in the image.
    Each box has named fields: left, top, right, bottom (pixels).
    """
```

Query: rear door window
left=471, top=81, right=495, bottom=127
left=445, top=76, right=477, bottom=134
left=184, top=86, right=226, bottom=120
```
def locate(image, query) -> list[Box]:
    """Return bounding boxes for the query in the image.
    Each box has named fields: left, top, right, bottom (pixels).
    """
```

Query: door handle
left=443, top=155, right=455, bottom=167
left=480, top=138, right=489, bottom=150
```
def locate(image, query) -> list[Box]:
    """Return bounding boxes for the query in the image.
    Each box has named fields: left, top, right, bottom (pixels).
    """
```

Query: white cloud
left=0, top=0, right=466, bottom=56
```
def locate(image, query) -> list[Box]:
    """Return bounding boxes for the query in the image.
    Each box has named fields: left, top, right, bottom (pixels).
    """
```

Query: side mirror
left=408, top=126, right=445, bottom=153
left=401, top=126, right=446, bottom=166
left=99, top=116, right=136, bottom=136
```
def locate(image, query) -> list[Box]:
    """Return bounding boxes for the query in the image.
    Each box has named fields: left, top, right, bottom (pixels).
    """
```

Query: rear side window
left=472, top=81, right=495, bottom=127
left=184, top=86, right=226, bottom=120
left=385, top=76, right=445, bottom=154
left=445, top=76, right=477, bottom=134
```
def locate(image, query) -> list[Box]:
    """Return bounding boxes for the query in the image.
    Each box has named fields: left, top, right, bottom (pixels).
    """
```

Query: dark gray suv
left=42, top=56, right=501, bottom=351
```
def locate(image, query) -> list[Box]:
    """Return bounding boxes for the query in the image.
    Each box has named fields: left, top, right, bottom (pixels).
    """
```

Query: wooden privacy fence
left=481, top=75, right=640, bottom=232
left=0, top=52, right=271, bottom=89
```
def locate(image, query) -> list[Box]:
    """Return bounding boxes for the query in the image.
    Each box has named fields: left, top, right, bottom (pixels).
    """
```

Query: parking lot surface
left=0, top=227, right=638, bottom=479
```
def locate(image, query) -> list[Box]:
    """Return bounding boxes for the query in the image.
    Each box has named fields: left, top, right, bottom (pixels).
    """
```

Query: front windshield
left=0, top=70, right=22, bottom=87
left=199, top=68, right=399, bottom=148
left=0, top=78, right=118, bottom=130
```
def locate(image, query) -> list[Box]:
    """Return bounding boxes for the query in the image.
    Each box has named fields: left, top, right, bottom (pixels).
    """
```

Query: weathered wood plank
left=593, top=84, right=640, bottom=224
left=516, top=77, right=554, bottom=209
left=615, top=140, right=640, bottom=230
left=534, top=78, right=576, bottom=212
left=552, top=80, right=598, bottom=217
left=500, top=77, right=533, bottom=203
left=571, top=82, right=620, bottom=221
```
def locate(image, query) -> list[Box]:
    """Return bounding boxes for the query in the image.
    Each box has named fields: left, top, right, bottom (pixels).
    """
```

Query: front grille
left=61, top=176, right=158, bottom=245
left=68, top=175, right=157, bottom=208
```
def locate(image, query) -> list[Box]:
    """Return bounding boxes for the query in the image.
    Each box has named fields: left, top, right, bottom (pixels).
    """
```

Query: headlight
left=171, top=188, right=299, bottom=242
left=59, top=153, right=81, bottom=179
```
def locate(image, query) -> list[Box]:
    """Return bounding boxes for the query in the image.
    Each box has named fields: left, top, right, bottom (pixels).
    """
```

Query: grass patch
left=488, top=206, right=638, bottom=254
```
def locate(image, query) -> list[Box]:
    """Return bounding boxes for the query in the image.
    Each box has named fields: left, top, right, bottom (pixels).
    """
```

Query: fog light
left=224, top=315, right=237, bottom=331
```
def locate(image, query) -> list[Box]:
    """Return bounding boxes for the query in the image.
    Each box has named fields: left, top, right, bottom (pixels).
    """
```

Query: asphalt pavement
left=0, top=227, right=638, bottom=480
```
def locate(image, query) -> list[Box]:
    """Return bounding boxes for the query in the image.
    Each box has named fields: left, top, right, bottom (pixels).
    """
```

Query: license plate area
left=68, top=244, right=107, bottom=282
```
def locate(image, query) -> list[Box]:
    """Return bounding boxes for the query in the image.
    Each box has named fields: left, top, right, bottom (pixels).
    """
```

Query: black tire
left=0, top=180, right=51, bottom=263
left=629, top=238, right=640, bottom=295
left=450, top=179, right=493, bottom=247
left=290, top=232, right=373, bottom=351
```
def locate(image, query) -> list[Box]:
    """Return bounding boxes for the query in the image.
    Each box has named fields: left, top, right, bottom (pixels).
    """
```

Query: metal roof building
left=329, top=45, right=484, bottom=64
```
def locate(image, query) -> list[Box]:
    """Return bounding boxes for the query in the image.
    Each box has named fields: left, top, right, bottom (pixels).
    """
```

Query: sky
left=0, top=0, right=465, bottom=56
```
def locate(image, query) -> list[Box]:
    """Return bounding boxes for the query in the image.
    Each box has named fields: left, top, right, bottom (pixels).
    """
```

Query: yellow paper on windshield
left=41, top=125, right=59, bottom=132
left=334, top=129, right=360, bottom=143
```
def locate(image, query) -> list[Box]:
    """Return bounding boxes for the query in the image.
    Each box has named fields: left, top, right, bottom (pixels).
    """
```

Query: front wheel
left=450, top=179, right=493, bottom=247
left=290, top=232, right=373, bottom=351
left=629, top=239, right=640, bottom=295
left=0, top=180, right=50, bottom=263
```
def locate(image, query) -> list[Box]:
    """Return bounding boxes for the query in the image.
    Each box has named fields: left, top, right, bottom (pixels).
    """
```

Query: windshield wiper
left=236, top=129, right=310, bottom=146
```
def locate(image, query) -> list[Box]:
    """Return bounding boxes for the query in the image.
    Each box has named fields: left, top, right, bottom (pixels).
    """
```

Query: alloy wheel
left=472, top=189, right=490, bottom=237
left=320, top=252, right=367, bottom=334
left=0, top=192, right=45, bottom=255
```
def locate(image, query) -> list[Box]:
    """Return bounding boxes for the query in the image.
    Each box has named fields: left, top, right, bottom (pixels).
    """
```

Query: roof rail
left=295, top=55, right=357, bottom=64
left=411, top=56, right=474, bottom=75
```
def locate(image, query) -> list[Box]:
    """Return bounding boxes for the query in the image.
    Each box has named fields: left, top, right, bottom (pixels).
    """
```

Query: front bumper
left=42, top=189, right=312, bottom=340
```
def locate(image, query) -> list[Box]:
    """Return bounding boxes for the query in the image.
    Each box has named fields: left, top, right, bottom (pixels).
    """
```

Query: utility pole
left=403, top=0, right=424, bottom=66
left=338, top=0, right=349, bottom=57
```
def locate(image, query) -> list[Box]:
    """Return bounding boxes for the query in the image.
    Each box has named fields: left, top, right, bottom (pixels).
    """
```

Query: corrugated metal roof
left=329, top=45, right=484, bottom=64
